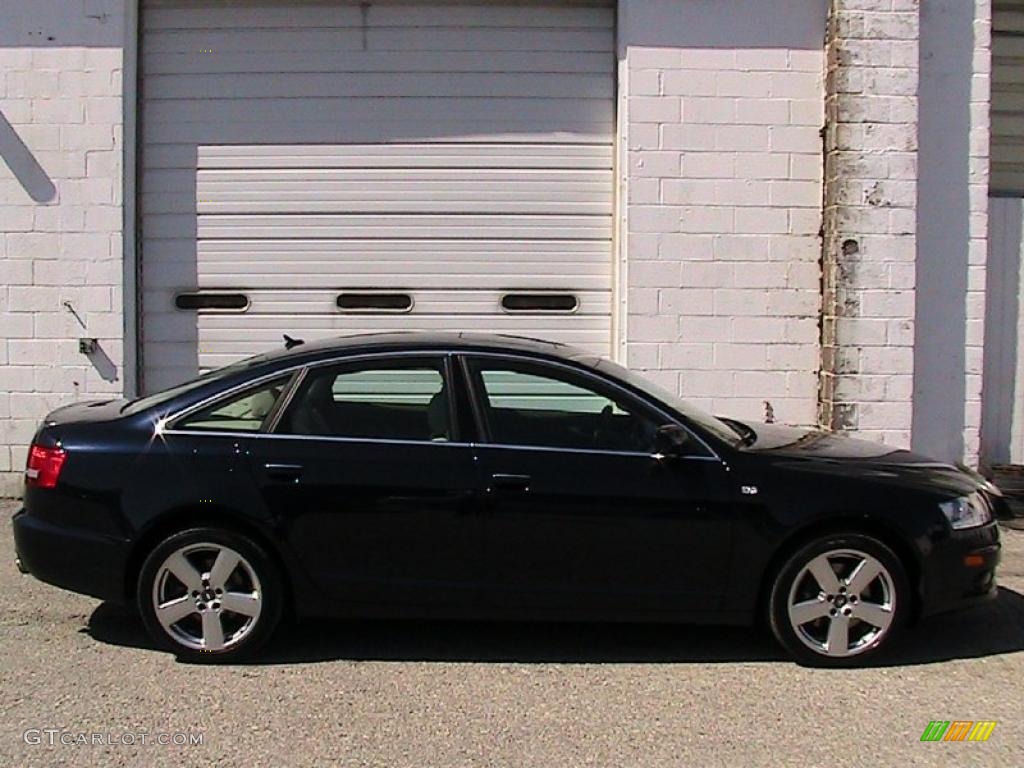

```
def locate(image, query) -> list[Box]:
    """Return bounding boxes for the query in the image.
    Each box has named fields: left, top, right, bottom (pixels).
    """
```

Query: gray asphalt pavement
left=2, top=500, right=1023, bottom=767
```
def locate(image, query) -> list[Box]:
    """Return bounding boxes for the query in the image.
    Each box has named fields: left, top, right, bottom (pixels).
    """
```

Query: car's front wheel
left=137, top=527, right=282, bottom=663
left=768, top=533, right=910, bottom=667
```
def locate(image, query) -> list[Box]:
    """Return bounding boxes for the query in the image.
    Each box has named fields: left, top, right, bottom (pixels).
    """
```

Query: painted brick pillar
left=965, top=0, right=992, bottom=466
left=820, top=0, right=920, bottom=448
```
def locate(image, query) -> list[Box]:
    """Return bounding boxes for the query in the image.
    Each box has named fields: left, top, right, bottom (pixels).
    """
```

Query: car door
left=159, top=373, right=297, bottom=527
left=462, top=353, right=735, bottom=616
left=249, top=353, right=483, bottom=610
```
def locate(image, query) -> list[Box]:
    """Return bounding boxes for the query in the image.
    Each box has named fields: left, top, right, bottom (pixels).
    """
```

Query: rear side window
left=277, top=358, right=452, bottom=442
left=175, top=376, right=291, bottom=432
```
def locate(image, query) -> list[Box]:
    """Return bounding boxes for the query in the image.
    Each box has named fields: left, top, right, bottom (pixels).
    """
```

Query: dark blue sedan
left=13, top=333, right=1004, bottom=665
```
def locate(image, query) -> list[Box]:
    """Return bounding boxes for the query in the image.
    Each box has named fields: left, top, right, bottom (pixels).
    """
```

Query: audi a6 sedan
left=12, top=332, right=1004, bottom=665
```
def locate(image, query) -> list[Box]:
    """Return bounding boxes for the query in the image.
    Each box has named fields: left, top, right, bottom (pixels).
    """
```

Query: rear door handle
left=263, top=462, right=304, bottom=481
left=489, top=473, right=531, bottom=493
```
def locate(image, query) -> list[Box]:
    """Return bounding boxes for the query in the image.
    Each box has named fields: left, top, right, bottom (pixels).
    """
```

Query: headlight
left=939, top=494, right=991, bottom=530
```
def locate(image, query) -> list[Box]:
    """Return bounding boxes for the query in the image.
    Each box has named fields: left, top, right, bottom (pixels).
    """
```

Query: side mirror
left=653, top=424, right=691, bottom=461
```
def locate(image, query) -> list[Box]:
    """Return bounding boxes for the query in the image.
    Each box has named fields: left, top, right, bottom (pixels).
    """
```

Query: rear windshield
left=120, top=356, right=271, bottom=416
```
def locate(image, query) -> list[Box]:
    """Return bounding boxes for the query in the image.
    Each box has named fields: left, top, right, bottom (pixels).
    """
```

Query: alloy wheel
left=786, top=548, right=896, bottom=658
left=151, top=542, right=263, bottom=652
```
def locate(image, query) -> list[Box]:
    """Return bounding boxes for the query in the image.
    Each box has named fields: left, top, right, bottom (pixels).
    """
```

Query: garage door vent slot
left=336, top=292, right=413, bottom=313
left=501, top=293, right=579, bottom=313
left=174, top=292, right=249, bottom=312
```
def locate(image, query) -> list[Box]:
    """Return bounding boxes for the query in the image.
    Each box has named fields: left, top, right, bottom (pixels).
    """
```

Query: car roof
left=253, top=331, right=595, bottom=367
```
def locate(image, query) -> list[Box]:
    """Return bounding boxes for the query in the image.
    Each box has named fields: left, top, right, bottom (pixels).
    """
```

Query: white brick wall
left=821, top=0, right=920, bottom=448
left=621, top=1, right=826, bottom=426
left=0, top=0, right=126, bottom=495
left=964, top=0, right=992, bottom=463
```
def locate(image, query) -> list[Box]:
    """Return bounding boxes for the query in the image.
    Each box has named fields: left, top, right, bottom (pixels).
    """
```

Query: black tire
left=768, top=533, right=910, bottom=667
left=137, top=527, right=283, bottom=663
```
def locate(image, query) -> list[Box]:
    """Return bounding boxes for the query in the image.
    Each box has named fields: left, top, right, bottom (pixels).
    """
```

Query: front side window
left=175, top=376, right=291, bottom=432
left=277, top=358, right=452, bottom=442
left=468, top=358, right=660, bottom=453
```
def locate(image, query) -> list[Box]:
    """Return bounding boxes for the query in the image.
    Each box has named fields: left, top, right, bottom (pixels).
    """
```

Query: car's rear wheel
left=137, top=527, right=282, bottom=663
left=768, top=533, right=910, bottom=667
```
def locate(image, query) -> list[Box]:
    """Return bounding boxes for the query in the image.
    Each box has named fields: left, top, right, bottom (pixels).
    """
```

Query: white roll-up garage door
left=993, top=0, right=1024, bottom=194
left=139, top=0, right=616, bottom=392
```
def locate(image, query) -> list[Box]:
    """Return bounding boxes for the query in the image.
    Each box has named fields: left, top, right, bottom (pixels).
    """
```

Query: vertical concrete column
left=912, top=0, right=991, bottom=465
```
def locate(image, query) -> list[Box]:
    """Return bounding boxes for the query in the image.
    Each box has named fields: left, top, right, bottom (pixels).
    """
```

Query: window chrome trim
left=457, top=351, right=723, bottom=463
left=163, top=368, right=303, bottom=433
left=294, top=349, right=453, bottom=375
left=152, top=427, right=713, bottom=461
left=157, top=429, right=475, bottom=449
left=156, top=347, right=722, bottom=463
left=159, top=349, right=456, bottom=439
left=470, top=441, right=721, bottom=462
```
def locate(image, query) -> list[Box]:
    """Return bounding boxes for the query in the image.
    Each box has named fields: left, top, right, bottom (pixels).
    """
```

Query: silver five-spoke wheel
left=152, top=542, right=263, bottom=652
left=786, top=548, right=895, bottom=658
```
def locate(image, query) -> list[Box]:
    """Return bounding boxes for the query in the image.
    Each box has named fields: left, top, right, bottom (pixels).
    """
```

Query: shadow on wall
left=620, top=0, right=828, bottom=49
left=0, top=0, right=125, bottom=47
left=981, top=198, right=1024, bottom=466
left=85, top=342, right=120, bottom=383
left=912, top=0, right=975, bottom=464
left=0, top=111, right=56, bottom=202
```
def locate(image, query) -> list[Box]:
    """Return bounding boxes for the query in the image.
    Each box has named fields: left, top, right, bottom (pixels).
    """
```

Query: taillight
left=26, top=445, right=67, bottom=489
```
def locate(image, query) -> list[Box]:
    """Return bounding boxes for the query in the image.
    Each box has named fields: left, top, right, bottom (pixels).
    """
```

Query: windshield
left=588, top=358, right=743, bottom=447
left=120, top=355, right=270, bottom=416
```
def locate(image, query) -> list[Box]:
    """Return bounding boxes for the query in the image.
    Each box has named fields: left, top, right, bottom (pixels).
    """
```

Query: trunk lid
left=41, top=399, right=128, bottom=427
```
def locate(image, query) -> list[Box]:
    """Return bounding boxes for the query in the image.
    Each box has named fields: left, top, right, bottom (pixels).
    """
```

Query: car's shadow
left=84, top=586, right=1024, bottom=667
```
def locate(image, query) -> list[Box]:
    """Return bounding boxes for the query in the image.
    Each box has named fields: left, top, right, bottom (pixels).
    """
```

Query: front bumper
left=919, top=520, right=1001, bottom=618
left=12, top=509, right=130, bottom=602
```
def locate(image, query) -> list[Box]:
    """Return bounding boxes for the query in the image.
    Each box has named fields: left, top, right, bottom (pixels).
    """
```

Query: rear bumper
left=12, top=509, right=130, bottom=602
left=919, top=521, right=1001, bottom=618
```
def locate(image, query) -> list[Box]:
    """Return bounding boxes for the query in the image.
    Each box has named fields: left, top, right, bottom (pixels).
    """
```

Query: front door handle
left=489, top=473, right=531, bottom=493
left=263, top=462, right=304, bottom=482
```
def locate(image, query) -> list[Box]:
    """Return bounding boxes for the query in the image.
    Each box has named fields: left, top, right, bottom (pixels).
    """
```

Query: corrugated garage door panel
left=158, top=241, right=612, bottom=290
left=140, top=0, right=615, bottom=392
left=993, top=0, right=1024, bottom=194
left=140, top=2, right=613, bottom=144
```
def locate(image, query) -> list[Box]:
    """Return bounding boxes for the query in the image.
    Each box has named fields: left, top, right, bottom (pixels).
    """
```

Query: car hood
left=733, top=420, right=990, bottom=497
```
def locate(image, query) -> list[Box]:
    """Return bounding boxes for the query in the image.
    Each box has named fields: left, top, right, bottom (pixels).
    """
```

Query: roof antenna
left=283, top=334, right=305, bottom=350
